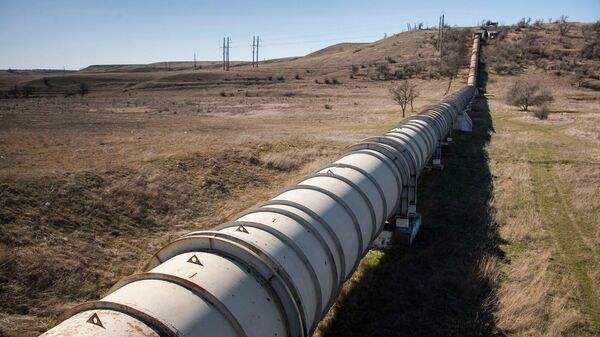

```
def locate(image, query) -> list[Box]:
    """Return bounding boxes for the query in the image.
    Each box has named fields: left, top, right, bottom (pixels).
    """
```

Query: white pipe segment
left=40, top=40, right=481, bottom=337
left=468, top=35, right=481, bottom=87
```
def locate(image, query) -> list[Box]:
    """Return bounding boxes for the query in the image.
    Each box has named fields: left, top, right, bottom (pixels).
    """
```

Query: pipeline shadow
left=317, top=66, right=503, bottom=337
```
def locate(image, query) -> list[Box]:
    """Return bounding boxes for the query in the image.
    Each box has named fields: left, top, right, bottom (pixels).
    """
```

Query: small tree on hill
left=350, top=64, right=359, bottom=78
left=506, top=80, right=553, bottom=111
left=390, top=80, right=418, bottom=117
left=22, top=85, right=33, bottom=98
left=78, top=82, right=90, bottom=97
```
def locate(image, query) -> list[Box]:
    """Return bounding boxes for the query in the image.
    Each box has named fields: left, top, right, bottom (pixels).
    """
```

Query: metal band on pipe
left=145, top=233, right=304, bottom=337
left=302, top=172, right=378, bottom=243
left=216, top=220, right=324, bottom=328
left=57, top=301, right=180, bottom=337
left=254, top=200, right=345, bottom=285
left=324, top=162, right=388, bottom=231
left=107, top=272, right=248, bottom=337
left=280, top=184, right=364, bottom=264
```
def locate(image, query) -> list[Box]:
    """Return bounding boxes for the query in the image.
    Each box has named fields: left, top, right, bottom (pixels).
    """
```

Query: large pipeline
left=468, top=34, right=481, bottom=86
left=40, top=36, right=481, bottom=337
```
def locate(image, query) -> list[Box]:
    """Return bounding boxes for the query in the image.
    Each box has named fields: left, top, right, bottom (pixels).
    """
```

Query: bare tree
left=390, top=80, right=417, bottom=117
left=506, top=80, right=554, bottom=111
left=582, top=21, right=600, bottom=59
left=409, top=84, right=419, bottom=112
left=558, top=15, right=573, bottom=37
left=439, top=28, right=469, bottom=94
left=78, top=82, right=90, bottom=97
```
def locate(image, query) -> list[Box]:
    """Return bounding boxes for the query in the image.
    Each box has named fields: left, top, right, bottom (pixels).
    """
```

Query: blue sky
left=1, top=0, right=598, bottom=69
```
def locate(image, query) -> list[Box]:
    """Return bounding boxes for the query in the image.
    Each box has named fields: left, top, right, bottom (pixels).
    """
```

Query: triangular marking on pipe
left=86, top=313, right=104, bottom=328
left=187, top=254, right=203, bottom=266
left=236, top=225, right=249, bottom=233
left=326, top=169, right=333, bottom=174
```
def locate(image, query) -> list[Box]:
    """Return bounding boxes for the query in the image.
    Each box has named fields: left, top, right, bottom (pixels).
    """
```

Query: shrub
left=331, top=78, right=340, bottom=85
left=78, top=83, right=90, bottom=97
left=324, top=104, right=332, bottom=110
left=376, top=64, right=390, bottom=80
left=493, top=61, right=521, bottom=75
left=8, top=85, right=20, bottom=98
left=277, top=76, right=285, bottom=81
left=262, top=152, right=302, bottom=172
left=350, top=64, right=359, bottom=78
left=22, top=85, right=33, bottom=98
left=220, top=91, right=227, bottom=97
left=533, top=105, right=550, bottom=120
left=516, top=17, right=531, bottom=28
left=395, top=61, right=426, bottom=79
left=294, top=74, right=301, bottom=80
left=506, top=80, right=554, bottom=111
left=581, top=22, right=600, bottom=59
left=268, top=76, right=273, bottom=81
left=43, top=77, right=51, bottom=87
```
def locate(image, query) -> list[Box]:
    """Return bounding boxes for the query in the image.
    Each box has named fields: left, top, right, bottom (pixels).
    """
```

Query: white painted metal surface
left=468, top=35, right=481, bottom=87
left=40, top=43, right=480, bottom=337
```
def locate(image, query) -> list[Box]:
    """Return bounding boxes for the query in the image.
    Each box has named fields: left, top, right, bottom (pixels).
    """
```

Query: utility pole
left=252, top=36, right=256, bottom=67
left=222, top=37, right=226, bottom=71
left=255, top=36, right=259, bottom=68
left=440, top=12, right=445, bottom=57
left=226, top=37, right=230, bottom=71
left=438, top=15, right=442, bottom=54
left=194, top=52, right=197, bottom=70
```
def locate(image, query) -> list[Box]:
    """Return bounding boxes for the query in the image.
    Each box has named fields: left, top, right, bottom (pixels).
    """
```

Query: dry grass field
left=1, top=23, right=599, bottom=337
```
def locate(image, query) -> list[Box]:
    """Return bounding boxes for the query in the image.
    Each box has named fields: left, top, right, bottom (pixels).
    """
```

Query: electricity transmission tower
left=222, top=37, right=230, bottom=71
left=227, top=37, right=230, bottom=71
left=222, top=38, right=226, bottom=70
left=251, top=36, right=260, bottom=67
